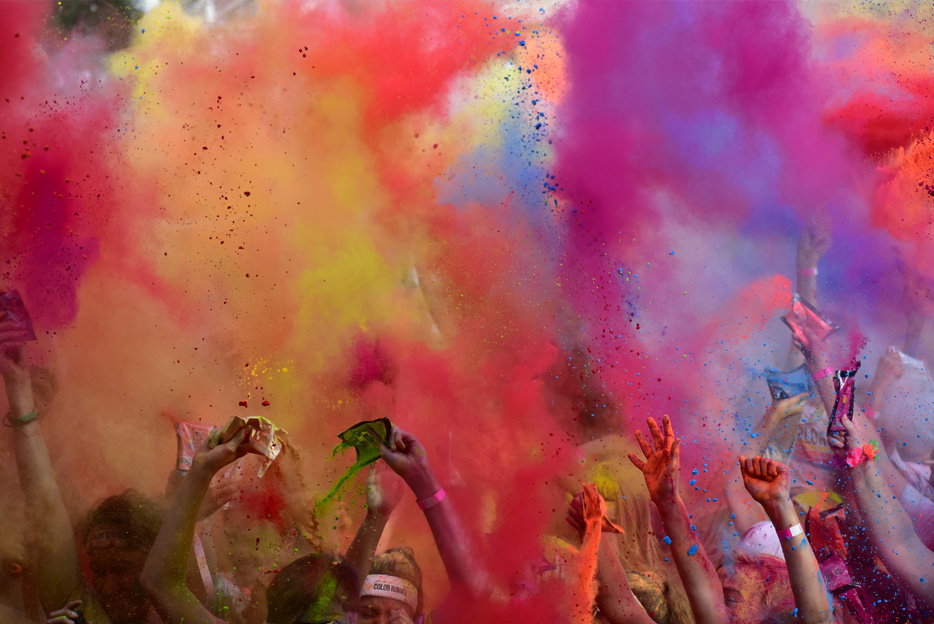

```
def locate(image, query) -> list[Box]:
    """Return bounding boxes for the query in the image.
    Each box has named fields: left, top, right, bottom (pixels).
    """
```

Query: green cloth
left=320, top=418, right=393, bottom=504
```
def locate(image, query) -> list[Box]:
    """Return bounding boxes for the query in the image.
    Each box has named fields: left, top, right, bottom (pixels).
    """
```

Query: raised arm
left=0, top=319, right=80, bottom=611
left=787, top=218, right=831, bottom=368
left=343, top=462, right=402, bottom=585
left=141, top=428, right=252, bottom=624
left=628, top=416, right=728, bottom=624
left=567, top=491, right=656, bottom=624
left=378, top=426, right=490, bottom=599
left=738, top=456, right=832, bottom=624
left=830, top=412, right=934, bottom=607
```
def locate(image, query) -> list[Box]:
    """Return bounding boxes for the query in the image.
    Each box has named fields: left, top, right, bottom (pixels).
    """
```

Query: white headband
left=361, top=574, right=418, bottom=611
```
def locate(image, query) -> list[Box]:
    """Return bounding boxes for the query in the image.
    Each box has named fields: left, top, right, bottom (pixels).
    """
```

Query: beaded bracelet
left=2, top=410, right=38, bottom=428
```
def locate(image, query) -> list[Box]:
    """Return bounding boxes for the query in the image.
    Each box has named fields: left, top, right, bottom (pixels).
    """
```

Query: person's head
left=719, top=553, right=795, bottom=624
left=80, top=490, right=163, bottom=624
left=265, top=553, right=360, bottom=624
left=357, top=548, right=423, bottom=624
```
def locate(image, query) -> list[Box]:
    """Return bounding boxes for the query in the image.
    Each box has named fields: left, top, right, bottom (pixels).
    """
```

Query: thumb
left=840, top=414, right=858, bottom=439
left=225, top=427, right=250, bottom=451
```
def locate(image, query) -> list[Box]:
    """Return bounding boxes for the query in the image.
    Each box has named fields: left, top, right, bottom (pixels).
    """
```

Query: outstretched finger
left=647, top=417, right=664, bottom=451
left=634, top=430, right=653, bottom=459
left=670, top=437, right=681, bottom=466
left=662, top=414, right=674, bottom=451
left=628, top=452, right=646, bottom=472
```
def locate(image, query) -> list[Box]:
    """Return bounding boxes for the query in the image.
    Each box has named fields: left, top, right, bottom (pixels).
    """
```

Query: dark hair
left=80, top=490, right=164, bottom=553
left=370, top=547, right=424, bottom=616
left=266, top=553, right=360, bottom=624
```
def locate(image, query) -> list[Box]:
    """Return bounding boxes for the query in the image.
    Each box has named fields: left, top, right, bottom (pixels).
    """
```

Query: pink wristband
left=812, top=367, right=834, bottom=382
left=864, top=408, right=876, bottom=421
left=416, top=487, right=447, bottom=511
left=776, top=523, right=803, bottom=540
left=798, top=266, right=818, bottom=277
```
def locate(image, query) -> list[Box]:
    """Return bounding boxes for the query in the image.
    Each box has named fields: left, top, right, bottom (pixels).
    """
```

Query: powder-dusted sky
left=2, top=0, right=934, bottom=617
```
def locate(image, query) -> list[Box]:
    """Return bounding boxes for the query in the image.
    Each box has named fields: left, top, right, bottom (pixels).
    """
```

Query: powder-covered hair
left=266, top=553, right=360, bottom=624
left=370, top=547, right=424, bottom=616
left=591, top=462, right=692, bottom=624
left=726, top=553, right=795, bottom=624
left=80, top=489, right=164, bottom=553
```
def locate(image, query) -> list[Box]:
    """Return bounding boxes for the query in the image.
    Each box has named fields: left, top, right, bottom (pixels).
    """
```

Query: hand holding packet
left=320, top=418, right=393, bottom=504
left=209, top=415, right=288, bottom=477
left=782, top=294, right=837, bottom=350
left=827, top=363, right=860, bottom=438
left=0, top=290, right=37, bottom=340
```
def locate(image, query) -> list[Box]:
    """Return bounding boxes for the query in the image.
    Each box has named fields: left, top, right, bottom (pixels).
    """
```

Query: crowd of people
left=2, top=219, right=934, bottom=624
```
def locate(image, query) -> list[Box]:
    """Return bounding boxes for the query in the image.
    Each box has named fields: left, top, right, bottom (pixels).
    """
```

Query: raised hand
left=796, top=213, right=832, bottom=271
left=378, top=425, right=438, bottom=499
left=827, top=409, right=877, bottom=457
left=192, top=427, right=253, bottom=476
left=198, top=473, right=240, bottom=520
left=46, top=600, right=90, bottom=624
left=628, top=415, right=681, bottom=504
left=566, top=486, right=621, bottom=540
left=871, top=347, right=905, bottom=395
left=738, top=456, right=790, bottom=508
left=762, top=392, right=809, bottom=426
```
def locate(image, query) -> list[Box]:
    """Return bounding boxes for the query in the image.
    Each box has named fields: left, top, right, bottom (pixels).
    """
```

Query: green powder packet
left=319, top=418, right=392, bottom=504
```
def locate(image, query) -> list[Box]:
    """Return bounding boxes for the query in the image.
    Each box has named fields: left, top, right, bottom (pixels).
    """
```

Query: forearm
left=805, top=358, right=836, bottom=421
left=797, top=274, right=818, bottom=309
left=850, top=462, right=934, bottom=604
left=657, top=497, right=728, bottom=624
left=595, top=536, right=656, bottom=624
left=6, top=377, right=79, bottom=609
left=142, top=467, right=216, bottom=624
left=851, top=455, right=930, bottom=571
left=407, top=471, right=490, bottom=597
left=786, top=272, right=817, bottom=369
left=344, top=510, right=390, bottom=584
left=762, top=499, right=831, bottom=624
left=573, top=520, right=602, bottom=624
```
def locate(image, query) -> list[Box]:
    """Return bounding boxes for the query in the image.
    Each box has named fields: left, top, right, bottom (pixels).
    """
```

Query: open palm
left=628, top=415, right=681, bottom=504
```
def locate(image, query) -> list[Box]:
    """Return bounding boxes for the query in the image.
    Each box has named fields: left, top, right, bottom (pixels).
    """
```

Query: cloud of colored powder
left=2, top=0, right=934, bottom=619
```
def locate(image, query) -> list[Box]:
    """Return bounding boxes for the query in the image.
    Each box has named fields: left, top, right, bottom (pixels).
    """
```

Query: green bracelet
left=2, top=410, right=38, bottom=428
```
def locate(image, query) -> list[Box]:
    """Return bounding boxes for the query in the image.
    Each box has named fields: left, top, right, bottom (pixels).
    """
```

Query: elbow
left=139, top=562, right=157, bottom=596
left=139, top=560, right=169, bottom=599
